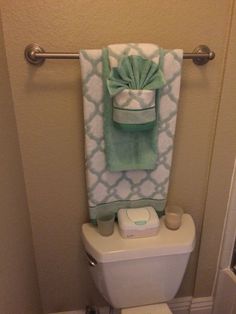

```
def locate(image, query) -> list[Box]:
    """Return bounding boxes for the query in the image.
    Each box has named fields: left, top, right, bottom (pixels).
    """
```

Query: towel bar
left=24, top=43, right=215, bottom=66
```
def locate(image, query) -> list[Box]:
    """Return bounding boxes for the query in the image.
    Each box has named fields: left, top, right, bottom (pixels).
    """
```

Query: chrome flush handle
left=85, top=251, right=97, bottom=267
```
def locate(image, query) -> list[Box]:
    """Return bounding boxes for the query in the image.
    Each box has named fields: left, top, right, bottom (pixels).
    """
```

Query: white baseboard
left=190, top=297, right=213, bottom=314
left=49, top=311, right=84, bottom=314
left=168, top=296, right=213, bottom=314
left=168, top=296, right=192, bottom=313
left=49, top=297, right=213, bottom=314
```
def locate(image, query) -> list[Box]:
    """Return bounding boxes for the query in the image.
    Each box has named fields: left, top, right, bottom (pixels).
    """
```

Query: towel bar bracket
left=25, top=43, right=46, bottom=65
left=24, top=43, right=215, bottom=66
left=192, top=45, right=215, bottom=65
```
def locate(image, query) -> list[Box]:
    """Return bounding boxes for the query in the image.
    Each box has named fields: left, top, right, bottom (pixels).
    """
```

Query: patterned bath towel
left=80, top=44, right=183, bottom=223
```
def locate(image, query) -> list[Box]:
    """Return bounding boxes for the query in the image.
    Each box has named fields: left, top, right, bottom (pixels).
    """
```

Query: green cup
left=97, top=212, right=115, bottom=236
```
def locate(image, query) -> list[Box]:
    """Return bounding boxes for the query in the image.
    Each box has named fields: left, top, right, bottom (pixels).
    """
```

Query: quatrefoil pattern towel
left=80, top=44, right=183, bottom=222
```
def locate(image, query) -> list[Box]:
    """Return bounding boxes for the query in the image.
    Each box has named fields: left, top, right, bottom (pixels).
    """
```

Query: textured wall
left=0, top=12, right=42, bottom=314
left=0, top=0, right=233, bottom=312
left=194, top=0, right=236, bottom=297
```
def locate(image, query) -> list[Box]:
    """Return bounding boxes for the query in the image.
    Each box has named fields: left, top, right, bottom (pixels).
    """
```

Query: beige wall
left=0, top=13, right=42, bottom=314
left=0, top=0, right=235, bottom=312
left=195, top=1, right=236, bottom=297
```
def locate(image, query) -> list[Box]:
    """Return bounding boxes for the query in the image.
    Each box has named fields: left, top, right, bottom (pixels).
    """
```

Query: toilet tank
left=82, top=214, right=195, bottom=309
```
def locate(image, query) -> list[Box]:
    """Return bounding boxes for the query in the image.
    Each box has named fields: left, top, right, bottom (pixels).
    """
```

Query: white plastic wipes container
left=117, top=207, right=160, bottom=238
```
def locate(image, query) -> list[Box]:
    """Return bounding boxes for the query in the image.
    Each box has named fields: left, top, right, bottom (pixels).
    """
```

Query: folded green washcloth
left=107, top=55, right=165, bottom=96
left=103, top=48, right=165, bottom=171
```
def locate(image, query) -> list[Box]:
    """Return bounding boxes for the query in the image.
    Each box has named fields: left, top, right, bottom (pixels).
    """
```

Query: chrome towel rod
left=24, top=43, right=215, bottom=66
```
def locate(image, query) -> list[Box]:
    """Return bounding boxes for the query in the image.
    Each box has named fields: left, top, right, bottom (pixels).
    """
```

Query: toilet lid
left=121, top=303, right=172, bottom=314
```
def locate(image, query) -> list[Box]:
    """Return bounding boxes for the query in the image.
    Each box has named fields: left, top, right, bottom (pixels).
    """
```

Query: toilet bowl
left=82, top=214, right=195, bottom=314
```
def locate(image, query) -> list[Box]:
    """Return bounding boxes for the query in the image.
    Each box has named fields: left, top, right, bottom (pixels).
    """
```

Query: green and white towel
left=112, top=89, right=156, bottom=130
left=103, top=47, right=164, bottom=171
left=107, top=54, right=165, bottom=132
left=112, top=89, right=157, bottom=130
left=80, top=44, right=183, bottom=223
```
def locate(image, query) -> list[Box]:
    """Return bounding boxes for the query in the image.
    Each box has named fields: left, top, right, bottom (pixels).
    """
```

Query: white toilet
left=82, top=214, right=195, bottom=314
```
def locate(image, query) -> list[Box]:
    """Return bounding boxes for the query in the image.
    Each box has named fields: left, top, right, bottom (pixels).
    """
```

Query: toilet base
left=121, top=303, right=172, bottom=314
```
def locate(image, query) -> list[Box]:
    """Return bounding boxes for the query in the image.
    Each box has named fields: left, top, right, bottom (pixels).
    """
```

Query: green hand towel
left=103, top=48, right=164, bottom=172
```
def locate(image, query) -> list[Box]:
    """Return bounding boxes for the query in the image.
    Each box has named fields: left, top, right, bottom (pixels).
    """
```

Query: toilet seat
left=121, top=303, right=172, bottom=314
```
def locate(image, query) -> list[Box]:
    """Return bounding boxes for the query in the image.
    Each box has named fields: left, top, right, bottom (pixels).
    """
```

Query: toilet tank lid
left=82, top=214, right=196, bottom=263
